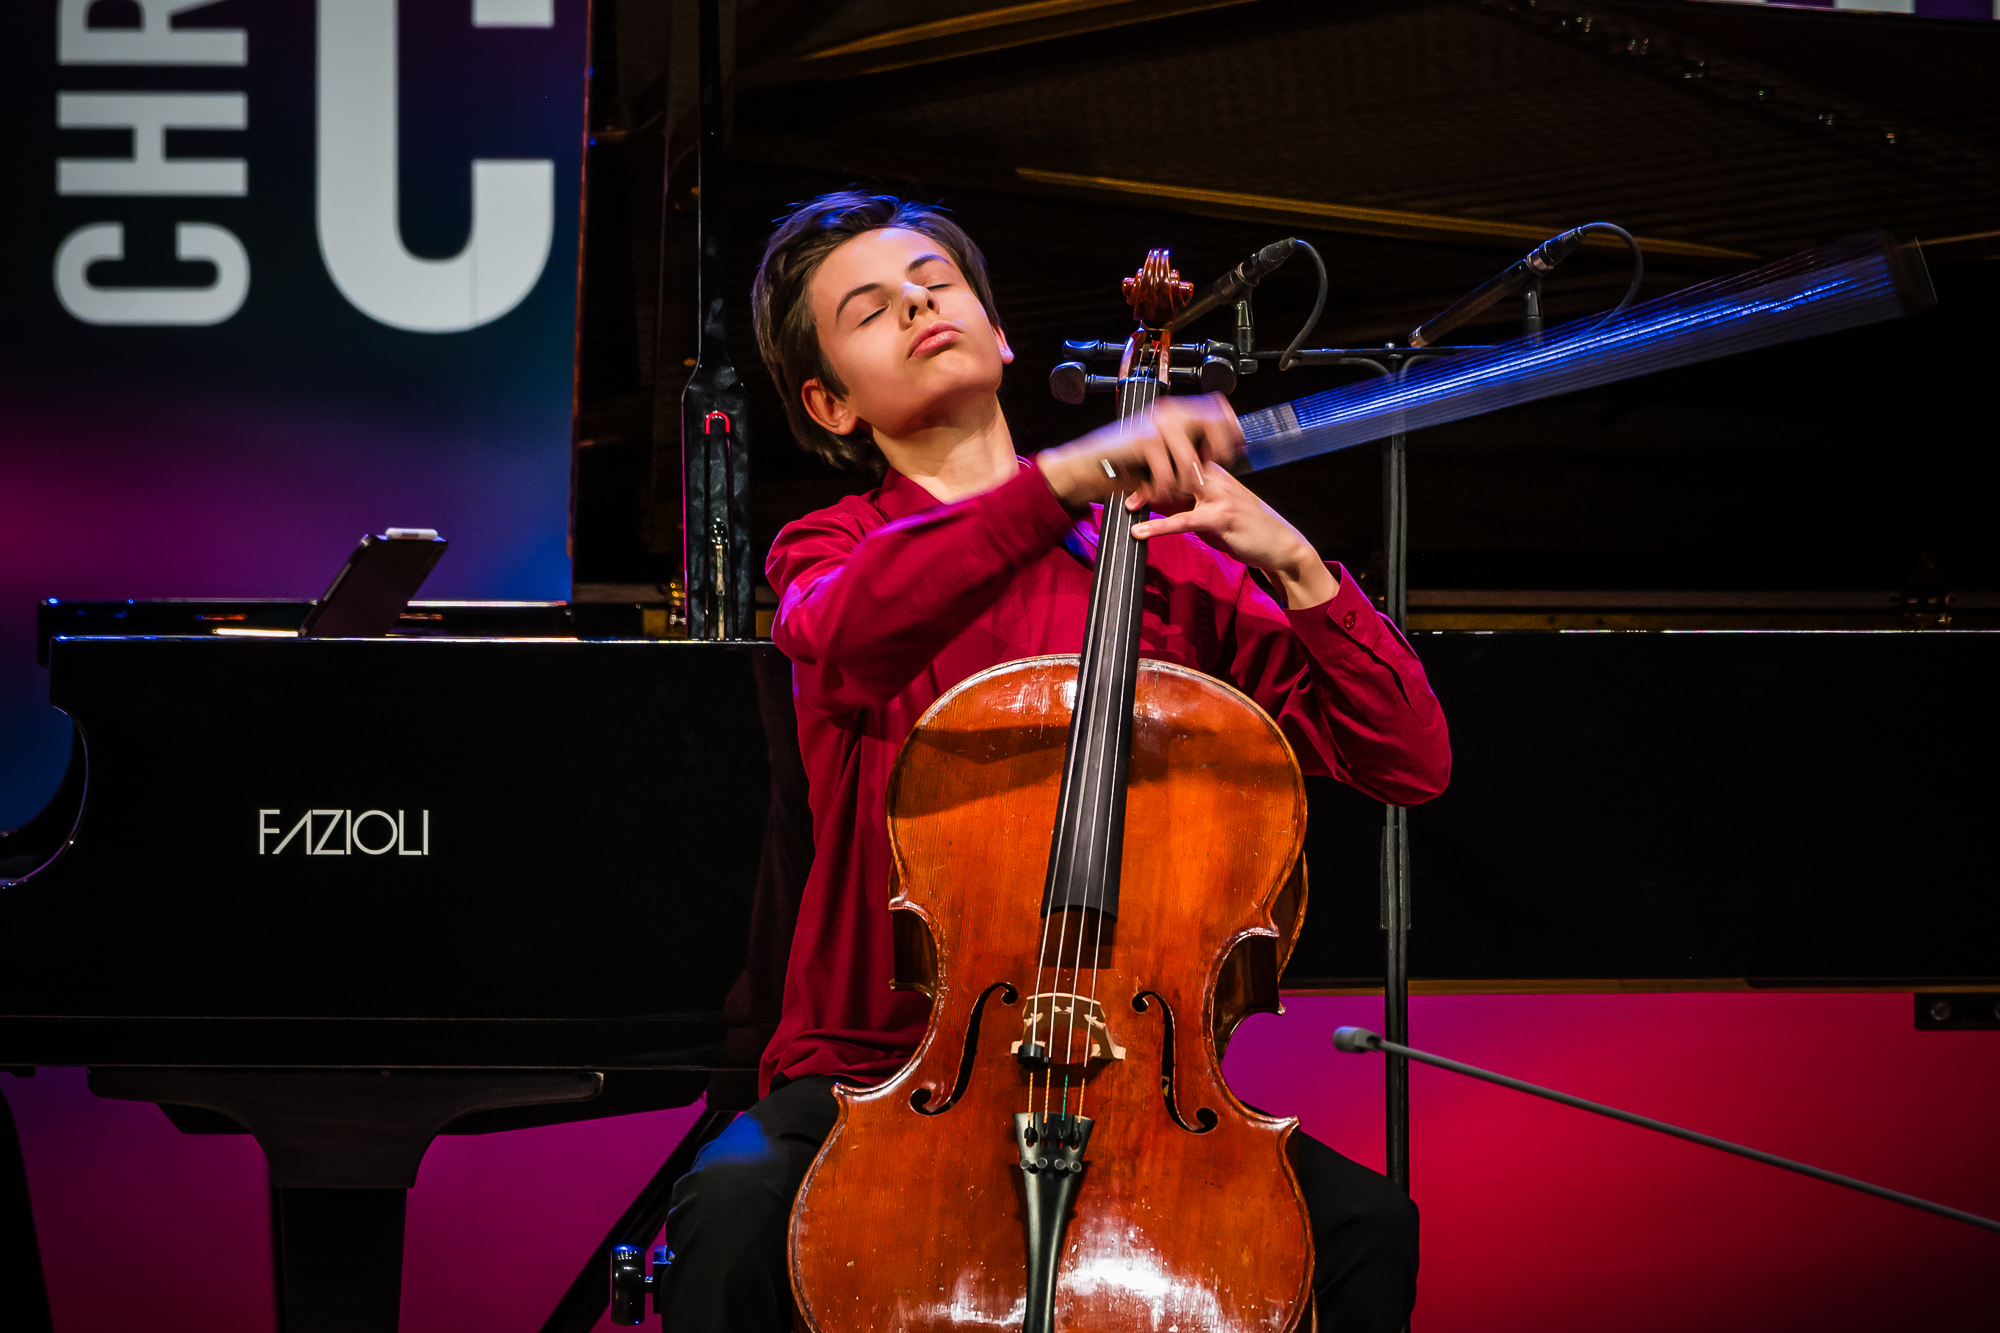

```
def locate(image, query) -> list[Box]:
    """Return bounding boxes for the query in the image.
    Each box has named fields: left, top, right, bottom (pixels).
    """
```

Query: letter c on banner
left=316, top=0, right=555, bottom=333
left=54, top=221, right=250, bottom=326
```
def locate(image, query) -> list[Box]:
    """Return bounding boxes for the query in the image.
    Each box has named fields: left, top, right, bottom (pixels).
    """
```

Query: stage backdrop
left=2, top=5, right=1996, bottom=1333
left=1, top=0, right=581, bottom=829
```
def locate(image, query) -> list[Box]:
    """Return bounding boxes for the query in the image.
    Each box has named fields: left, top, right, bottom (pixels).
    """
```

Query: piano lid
left=2, top=628, right=807, bottom=1070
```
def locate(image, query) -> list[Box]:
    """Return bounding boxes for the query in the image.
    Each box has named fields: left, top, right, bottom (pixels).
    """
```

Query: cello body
left=788, top=655, right=1314, bottom=1332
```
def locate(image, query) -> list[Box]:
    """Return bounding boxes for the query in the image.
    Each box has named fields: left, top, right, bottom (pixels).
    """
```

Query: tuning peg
left=1061, top=340, right=1126, bottom=365
left=1197, top=355, right=1237, bottom=396
left=1050, top=362, right=1087, bottom=404
left=1162, top=360, right=1237, bottom=395
left=1049, top=363, right=1119, bottom=404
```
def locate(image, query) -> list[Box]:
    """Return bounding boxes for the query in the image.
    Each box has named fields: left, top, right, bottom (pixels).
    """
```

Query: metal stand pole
left=540, top=1104, right=739, bottom=1333
left=1380, top=427, right=1412, bottom=1194
left=1333, top=1026, right=2000, bottom=1236
left=0, top=1081, right=53, bottom=1333
left=679, top=0, right=753, bottom=642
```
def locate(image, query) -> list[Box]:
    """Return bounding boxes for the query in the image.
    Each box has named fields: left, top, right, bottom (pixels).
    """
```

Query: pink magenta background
left=8, top=992, right=1997, bottom=1332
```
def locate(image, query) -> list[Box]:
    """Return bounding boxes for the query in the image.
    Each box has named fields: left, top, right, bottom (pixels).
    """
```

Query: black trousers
left=662, top=1075, right=1417, bottom=1331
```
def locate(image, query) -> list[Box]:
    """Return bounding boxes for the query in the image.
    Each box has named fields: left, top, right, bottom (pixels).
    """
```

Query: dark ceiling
left=572, top=0, right=2000, bottom=600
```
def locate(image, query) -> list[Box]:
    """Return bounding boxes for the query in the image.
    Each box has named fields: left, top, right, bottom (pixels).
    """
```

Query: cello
left=788, top=252, right=1316, bottom=1333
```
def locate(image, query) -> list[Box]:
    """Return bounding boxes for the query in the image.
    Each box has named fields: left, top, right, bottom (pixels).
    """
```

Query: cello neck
left=1040, top=249, right=1190, bottom=925
left=1040, top=363, right=1160, bottom=923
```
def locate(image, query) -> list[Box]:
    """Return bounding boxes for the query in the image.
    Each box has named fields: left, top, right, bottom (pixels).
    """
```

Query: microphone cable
left=1277, top=239, right=1329, bottom=372
left=1585, top=221, right=1646, bottom=329
left=1411, top=221, right=1647, bottom=348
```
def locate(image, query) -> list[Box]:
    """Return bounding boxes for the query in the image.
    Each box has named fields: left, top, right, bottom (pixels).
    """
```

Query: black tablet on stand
left=299, top=529, right=448, bottom=638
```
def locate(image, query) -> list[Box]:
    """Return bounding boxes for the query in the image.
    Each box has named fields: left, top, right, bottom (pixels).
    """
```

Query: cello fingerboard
left=1040, top=369, right=1158, bottom=922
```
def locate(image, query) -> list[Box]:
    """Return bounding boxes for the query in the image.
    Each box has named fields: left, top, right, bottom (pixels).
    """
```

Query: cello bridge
left=1012, top=992, right=1126, bottom=1071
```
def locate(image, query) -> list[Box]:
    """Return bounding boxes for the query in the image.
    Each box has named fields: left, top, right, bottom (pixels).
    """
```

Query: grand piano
left=0, top=606, right=808, bottom=1333
left=7, top=1, right=2000, bottom=1330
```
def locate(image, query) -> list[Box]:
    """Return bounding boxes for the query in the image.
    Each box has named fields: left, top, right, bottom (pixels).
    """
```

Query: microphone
left=1173, top=238, right=1298, bottom=329
left=1408, top=227, right=1592, bottom=348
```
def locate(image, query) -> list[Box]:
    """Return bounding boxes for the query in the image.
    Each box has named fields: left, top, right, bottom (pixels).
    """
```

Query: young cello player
left=661, top=191, right=1451, bottom=1331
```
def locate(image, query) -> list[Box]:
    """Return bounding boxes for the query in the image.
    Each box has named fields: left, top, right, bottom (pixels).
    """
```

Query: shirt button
left=1342, top=609, right=1357, bottom=630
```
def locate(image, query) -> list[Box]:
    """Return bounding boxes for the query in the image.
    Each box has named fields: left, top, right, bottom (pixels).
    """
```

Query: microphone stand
left=1052, top=235, right=1605, bottom=1200
left=1254, top=338, right=1460, bottom=1196
left=1333, top=1026, right=2000, bottom=1236
left=1311, top=283, right=1539, bottom=1192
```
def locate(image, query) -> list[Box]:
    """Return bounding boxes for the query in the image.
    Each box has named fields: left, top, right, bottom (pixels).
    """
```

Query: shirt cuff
left=1283, top=562, right=1396, bottom=664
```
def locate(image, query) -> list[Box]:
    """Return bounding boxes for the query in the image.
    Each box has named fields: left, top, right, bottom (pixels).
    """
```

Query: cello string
left=1072, top=412, right=1128, bottom=1121
left=1037, top=348, right=1141, bottom=1121
left=1071, top=346, right=1159, bottom=1121
left=1067, top=396, right=1130, bottom=1112
left=1061, top=363, right=1145, bottom=1116
left=1075, top=493, right=1130, bottom=1124
left=1034, top=376, right=1119, bottom=1122
left=1085, top=342, right=1163, bottom=1116
left=1060, top=393, right=1120, bottom=1116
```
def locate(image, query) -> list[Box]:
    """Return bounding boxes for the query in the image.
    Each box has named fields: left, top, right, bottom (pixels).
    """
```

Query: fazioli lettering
left=260, top=808, right=429, bottom=856
left=352, top=810, right=396, bottom=855
left=310, top=809, right=346, bottom=856
left=270, top=809, right=312, bottom=855
left=397, top=808, right=429, bottom=856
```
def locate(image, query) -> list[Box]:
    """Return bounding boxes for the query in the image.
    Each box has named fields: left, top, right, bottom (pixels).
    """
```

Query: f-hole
left=910, top=982, right=1018, bottom=1117
left=1132, top=991, right=1218, bottom=1133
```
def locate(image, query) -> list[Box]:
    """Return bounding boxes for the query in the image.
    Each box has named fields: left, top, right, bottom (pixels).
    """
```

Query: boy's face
left=802, top=226, right=1013, bottom=441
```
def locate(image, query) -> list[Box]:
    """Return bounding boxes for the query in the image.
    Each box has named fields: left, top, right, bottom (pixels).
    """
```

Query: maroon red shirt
left=761, top=461, right=1451, bottom=1093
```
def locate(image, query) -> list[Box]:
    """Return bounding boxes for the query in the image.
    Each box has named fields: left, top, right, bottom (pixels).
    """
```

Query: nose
left=899, top=280, right=936, bottom=324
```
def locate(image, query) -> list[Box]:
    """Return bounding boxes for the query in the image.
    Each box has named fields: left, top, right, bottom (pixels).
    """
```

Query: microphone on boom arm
left=1173, top=238, right=1299, bottom=330
left=1409, top=223, right=1642, bottom=348
left=1051, top=238, right=1313, bottom=404
left=1166, top=236, right=1327, bottom=373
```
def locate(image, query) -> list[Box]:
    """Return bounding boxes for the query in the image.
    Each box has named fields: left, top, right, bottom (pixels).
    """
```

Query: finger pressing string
left=1132, top=513, right=1192, bottom=539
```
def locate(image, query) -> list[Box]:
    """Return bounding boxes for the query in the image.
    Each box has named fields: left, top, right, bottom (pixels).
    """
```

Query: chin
left=919, top=359, right=1005, bottom=402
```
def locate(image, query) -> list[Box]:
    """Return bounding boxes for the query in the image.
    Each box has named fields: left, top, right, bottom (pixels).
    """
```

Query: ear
left=801, top=379, right=860, bottom=436
left=995, top=326, right=1015, bottom=366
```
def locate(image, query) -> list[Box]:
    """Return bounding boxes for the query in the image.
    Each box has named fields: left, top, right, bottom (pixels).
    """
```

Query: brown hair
left=751, top=191, right=1003, bottom=471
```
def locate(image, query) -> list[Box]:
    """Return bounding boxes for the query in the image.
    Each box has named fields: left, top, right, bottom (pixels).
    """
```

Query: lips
left=909, top=322, right=962, bottom=358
